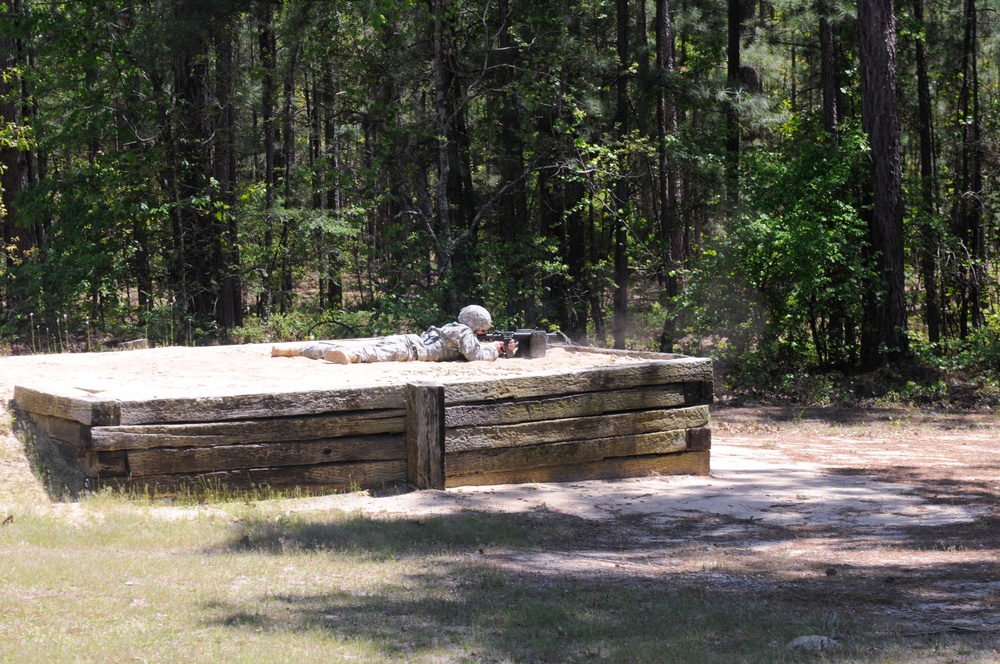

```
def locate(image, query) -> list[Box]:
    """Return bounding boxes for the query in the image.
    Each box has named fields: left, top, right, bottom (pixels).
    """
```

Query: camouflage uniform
left=274, top=305, right=502, bottom=364
left=330, top=322, right=499, bottom=363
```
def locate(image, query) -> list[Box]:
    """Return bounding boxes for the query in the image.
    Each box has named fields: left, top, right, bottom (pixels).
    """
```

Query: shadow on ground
left=201, top=503, right=1000, bottom=662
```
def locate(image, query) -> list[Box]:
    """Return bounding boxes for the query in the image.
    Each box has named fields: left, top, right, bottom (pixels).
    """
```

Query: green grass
left=4, top=407, right=1000, bottom=662
left=0, top=505, right=776, bottom=663
left=1, top=501, right=998, bottom=664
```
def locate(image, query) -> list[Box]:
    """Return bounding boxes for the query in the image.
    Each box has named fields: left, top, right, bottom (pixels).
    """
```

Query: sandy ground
left=3, top=344, right=999, bottom=637
left=269, top=428, right=981, bottom=534
left=0, top=341, right=651, bottom=400
left=0, top=343, right=981, bottom=532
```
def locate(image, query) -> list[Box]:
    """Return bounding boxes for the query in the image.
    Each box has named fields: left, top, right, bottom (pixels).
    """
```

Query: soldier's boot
left=324, top=347, right=358, bottom=364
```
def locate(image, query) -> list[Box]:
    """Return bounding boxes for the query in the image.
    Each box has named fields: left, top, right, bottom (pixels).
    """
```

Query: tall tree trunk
left=726, top=0, right=741, bottom=200
left=277, top=45, right=300, bottom=315
left=447, top=58, right=480, bottom=309
left=119, top=5, right=154, bottom=318
left=369, top=17, right=405, bottom=302
left=214, top=18, right=242, bottom=329
left=725, top=0, right=755, bottom=209
left=858, top=0, right=908, bottom=366
left=0, top=0, right=35, bottom=310
left=430, top=0, right=457, bottom=313
left=322, top=66, right=343, bottom=309
left=257, top=2, right=277, bottom=318
left=657, top=0, right=682, bottom=352
left=818, top=0, right=839, bottom=137
left=306, top=72, right=325, bottom=309
left=496, top=0, right=534, bottom=326
left=612, top=0, right=630, bottom=350
left=172, top=46, right=216, bottom=321
left=958, top=0, right=984, bottom=331
left=913, top=0, right=939, bottom=344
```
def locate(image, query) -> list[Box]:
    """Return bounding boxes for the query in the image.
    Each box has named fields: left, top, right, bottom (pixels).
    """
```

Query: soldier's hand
left=494, top=340, right=515, bottom=353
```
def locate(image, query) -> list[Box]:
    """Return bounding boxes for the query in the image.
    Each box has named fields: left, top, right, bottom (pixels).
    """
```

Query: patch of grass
left=4, top=398, right=1000, bottom=662
left=1, top=498, right=998, bottom=663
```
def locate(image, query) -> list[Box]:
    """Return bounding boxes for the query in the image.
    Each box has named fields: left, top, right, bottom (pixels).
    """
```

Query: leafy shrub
left=681, top=120, right=872, bottom=374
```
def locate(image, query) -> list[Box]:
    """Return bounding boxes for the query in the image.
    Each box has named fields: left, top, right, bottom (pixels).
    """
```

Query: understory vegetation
left=3, top=1, right=1000, bottom=409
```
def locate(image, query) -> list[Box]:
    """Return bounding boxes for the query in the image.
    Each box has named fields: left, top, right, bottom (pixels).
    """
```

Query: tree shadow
left=714, top=405, right=998, bottom=429
left=827, top=466, right=1000, bottom=510
left=202, top=506, right=1000, bottom=662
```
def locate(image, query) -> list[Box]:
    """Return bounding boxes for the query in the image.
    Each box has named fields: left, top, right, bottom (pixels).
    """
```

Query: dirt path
left=268, top=404, right=1000, bottom=639
left=2, top=347, right=999, bottom=639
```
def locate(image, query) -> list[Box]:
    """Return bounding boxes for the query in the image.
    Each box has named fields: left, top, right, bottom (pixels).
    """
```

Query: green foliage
left=681, top=120, right=873, bottom=377
left=0, top=0, right=996, bottom=401
left=913, top=315, right=1000, bottom=379
left=10, top=160, right=143, bottom=320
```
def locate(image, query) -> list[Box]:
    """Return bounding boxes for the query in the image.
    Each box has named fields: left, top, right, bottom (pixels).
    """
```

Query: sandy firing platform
left=8, top=342, right=713, bottom=495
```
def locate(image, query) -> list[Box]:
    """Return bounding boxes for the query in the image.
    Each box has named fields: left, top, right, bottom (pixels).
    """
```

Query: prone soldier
left=271, top=305, right=515, bottom=364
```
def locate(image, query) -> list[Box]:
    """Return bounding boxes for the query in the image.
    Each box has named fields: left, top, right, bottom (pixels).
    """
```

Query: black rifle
left=479, top=329, right=548, bottom=359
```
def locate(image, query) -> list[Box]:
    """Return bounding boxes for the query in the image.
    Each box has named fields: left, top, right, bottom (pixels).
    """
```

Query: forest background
left=0, top=0, right=997, bottom=407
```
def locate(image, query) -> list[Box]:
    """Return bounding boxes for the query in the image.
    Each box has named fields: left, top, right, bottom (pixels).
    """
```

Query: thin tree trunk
left=913, top=0, right=939, bottom=344
left=0, top=0, right=35, bottom=305
left=277, top=45, right=300, bottom=315
left=430, top=0, right=456, bottom=313
left=960, top=0, right=984, bottom=330
left=214, top=19, right=242, bottom=329
left=725, top=0, right=742, bottom=209
left=172, top=45, right=217, bottom=320
left=257, top=3, right=277, bottom=318
left=725, top=0, right=756, bottom=209
left=657, top=0, right=682, bottom=353
left=612, top=0, right=630, bottom=350
left=496, top=0, right=533, bottom=325
left=818, top=0, right=839, bottom=137
left=323, top=66, right=343, bottom=309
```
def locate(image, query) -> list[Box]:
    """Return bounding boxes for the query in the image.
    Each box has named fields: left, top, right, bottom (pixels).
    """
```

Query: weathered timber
left=444, top=450, right=711, bottom=487
left=113, top=385, right=407, bottom=425
left=13, top=385, right=115, bottom=426
left=19, top=416, right=126, bottom=477
left=441, top=358, right=713, bottom=403
left=125, top=433, right=406, bottom=476
left=89, top=410, right=405, bottom=451
left=19, top=411, right=89, bottom=447
left=445, top=404, right=710, bottom=453
left=97, top=459, right=408, bottom=494
left=446, top=429, right=689, bottom=476
left=406, top=382, right=445, bottom=490
left=684, top=380, right=715, bottom=406
left=13, top=348, right=714, bottom=495
left=444, top=384, right=687, bottom=427
left=93, top=450, right=128, bottom=476
left=687, top=427, right=712, bottom=450
left=46, top=437, right=89, bottom=470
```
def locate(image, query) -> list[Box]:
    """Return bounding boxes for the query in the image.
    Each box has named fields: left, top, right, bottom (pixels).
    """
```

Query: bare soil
left=2, top=345, right=1000, bottom=648
left=0, top=341, right=650, bottom=401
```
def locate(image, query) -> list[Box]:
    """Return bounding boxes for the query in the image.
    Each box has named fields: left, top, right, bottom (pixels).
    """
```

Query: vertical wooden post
left=405, top=381, right=445, bottom=489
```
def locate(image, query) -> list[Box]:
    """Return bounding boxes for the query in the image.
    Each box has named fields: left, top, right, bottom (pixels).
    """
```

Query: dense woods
left=2, top=0, right=1000, bottom=388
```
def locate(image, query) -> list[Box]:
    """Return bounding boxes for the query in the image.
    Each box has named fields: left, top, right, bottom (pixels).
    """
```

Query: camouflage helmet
left=458, top=305, right=492, bottom=331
